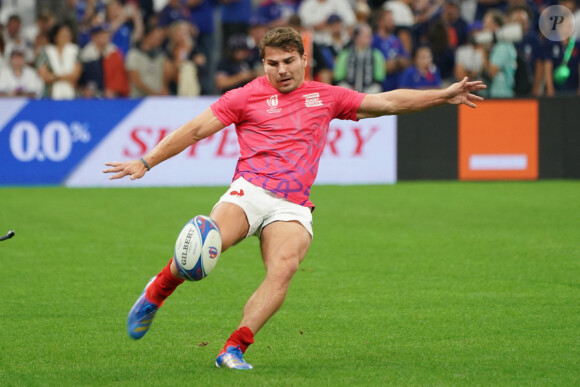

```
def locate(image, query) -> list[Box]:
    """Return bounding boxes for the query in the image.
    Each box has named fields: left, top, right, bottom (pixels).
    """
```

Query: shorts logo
left=266, top=95, right=281, bottom=113
left=230, top=189, right=245, bottom=197
left=303, top=93, right=323, bottom=107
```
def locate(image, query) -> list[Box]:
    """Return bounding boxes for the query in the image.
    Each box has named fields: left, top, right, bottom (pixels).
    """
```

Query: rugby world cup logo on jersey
left=303, top=93, right=323, bottom=107
left=266, top=95, right=281, bottom=113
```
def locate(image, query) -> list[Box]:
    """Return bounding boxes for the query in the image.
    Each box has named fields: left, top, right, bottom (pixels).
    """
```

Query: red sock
left=145, top=259, right=184, bottom=306
left=223, top=326, right=254, bottom=354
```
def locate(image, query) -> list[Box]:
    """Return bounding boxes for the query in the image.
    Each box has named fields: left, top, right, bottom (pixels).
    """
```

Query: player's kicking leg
left=127, top=204, right=249, bottom=340
left=215, top=219, right=311, bottom=370
left=127, top=260, right=184, bottom=339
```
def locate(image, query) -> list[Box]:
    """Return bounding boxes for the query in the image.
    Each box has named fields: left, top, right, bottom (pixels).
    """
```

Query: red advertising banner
left=458, top=100, right=539, bottom=180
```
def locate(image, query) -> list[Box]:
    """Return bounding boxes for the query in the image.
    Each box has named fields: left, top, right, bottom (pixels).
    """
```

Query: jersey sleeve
left=330, top=84, right=366, bottom=121
left=210, top=85, right=247, bottom=126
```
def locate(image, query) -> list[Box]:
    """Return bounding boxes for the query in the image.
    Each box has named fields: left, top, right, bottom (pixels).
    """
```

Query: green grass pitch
left=0, top=181, right=578, bottom=386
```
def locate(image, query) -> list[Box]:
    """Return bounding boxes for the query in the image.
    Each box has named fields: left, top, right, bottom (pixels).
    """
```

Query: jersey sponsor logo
left=230, top=189, right=245, bottom=197
left=303, top=93, right=323, bottom=107
left=266, top=95, right=281, bottom=113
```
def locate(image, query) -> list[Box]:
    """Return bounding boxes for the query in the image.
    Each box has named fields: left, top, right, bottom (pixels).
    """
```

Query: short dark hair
left=259, top=27, right=304, bottom=59
left=8, top=14, right=21, bottom=23
left=48, top=23, right=71, bottom=45
left=412, top=44, right=432, bottom=59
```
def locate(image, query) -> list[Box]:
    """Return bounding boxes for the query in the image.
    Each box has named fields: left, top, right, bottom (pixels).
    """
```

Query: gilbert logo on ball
left=539, top=5, right=576, bottom=42
left=174, top=216, right=222, bottom=281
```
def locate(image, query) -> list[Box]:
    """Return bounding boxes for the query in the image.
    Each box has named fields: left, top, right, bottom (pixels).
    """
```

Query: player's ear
left=302, top=53, right=307, bottom=69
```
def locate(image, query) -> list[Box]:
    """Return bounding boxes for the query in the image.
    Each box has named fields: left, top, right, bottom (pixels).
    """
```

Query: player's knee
left=284, top=258, right=300, bottom=277
left=268, top=254, right=300, bottom=282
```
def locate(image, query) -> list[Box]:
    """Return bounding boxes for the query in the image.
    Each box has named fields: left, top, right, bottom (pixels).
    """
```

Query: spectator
left=165, top=20, right=204, bottom=96
left=0, top=48, right=44, bottom=97
left=354, top=1, right=372, bottom=24
left=37, top=23, right=82, bottom=99
left=543, top=0, right=579, bottom=96
left=105, top=0, right=144, bottom=57
left=382, top=0, right=414, bottom=55
left=435, top=0, right=468, bottom=49
left=33, top=10, right=56, bottom=60
left=126, top=25, right=172, bottom=97
left=426, top=19, right=456, bottom=85
left=508, top=5, right=542, bottom=96
left=399, top=44, right=442, bottom=88
left=187, top=0, right=218, bottom=94
left=323, top=14, right=350, bottom=61
left=75, top=0, right=108, bottom=48
left=215, top=34, right=258, bottom=93
left=413, top=0, right=467, bottom=85
left=247, top=17, right=269, bottom=77
left=3, top=15, right=35, bottom=65
left=454, top=21, right=485, bottom=86
left=79, top=23, right=129, bottom=98
left=221, top=0, right=253, bottom=51
left=505, top=0, right=540, bottom=31
left=333, top=23, right=386, bottom=93
left=0, top=0, right=37, bottom=42
left=298, top=0, right=356, bottom=45
left=61, top=0, right=83, bottom=41
left=256, top=0, right=298, bottom=28
left=480, top=9, right=516, bottom=98
left=542, top=16, right=579, bottom=96
left=158, top=0, right=189, bottom=27
left=287, top=14, right=334, bottom=83
left=414, top=0, right=445, bottom=26
left=372, top=8, right=410, bottom=91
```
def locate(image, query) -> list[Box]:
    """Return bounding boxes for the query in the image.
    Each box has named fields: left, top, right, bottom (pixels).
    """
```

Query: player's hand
left=445, top=77, right=486, bottom=108
left=103, top=160, right=148, bottom=180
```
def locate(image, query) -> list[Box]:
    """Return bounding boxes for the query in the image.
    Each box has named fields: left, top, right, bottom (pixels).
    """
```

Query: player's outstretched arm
left=356, top=77, right=486, bottom=119
left=103, top=108, right=226, bottom=180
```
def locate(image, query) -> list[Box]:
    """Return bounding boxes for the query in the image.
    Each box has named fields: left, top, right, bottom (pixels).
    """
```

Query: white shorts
left=213, top=177, right=313, bottom=238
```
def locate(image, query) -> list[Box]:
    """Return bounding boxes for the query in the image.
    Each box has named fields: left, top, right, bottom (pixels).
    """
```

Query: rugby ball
left=174, top=215, right=222, bottom=281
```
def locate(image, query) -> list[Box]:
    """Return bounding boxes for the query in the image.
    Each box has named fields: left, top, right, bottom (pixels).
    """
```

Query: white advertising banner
left=318, top=115, right=397, bottom=184
left=65, top=97, right=397, bottom=187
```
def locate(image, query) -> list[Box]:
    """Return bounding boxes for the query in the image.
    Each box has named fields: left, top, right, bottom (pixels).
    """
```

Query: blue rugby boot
left=127, top=277, right=159, bottom=340
left=215, top=346, right=253, bottom=370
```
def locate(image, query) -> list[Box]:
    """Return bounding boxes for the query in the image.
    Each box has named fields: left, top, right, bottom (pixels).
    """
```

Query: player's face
left=263, top=47, right=307, bottom=93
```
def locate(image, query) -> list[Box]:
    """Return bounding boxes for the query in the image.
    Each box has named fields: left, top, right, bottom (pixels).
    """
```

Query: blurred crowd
left=0, top=0, right=579, bottom=99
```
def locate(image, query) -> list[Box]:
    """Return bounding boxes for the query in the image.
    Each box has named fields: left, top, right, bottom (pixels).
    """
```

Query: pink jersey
left=211, top=76, right=365, bottom=207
